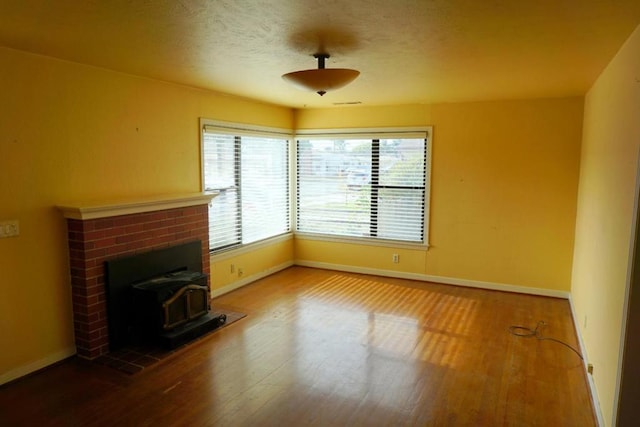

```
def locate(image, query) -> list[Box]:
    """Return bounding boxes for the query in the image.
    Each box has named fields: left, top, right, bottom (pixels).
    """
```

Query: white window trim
left=200, top=118, right=294, bottom=138
left=294, top=232, right=430, bottom=250
left=293, top=126, right=433, bottom=249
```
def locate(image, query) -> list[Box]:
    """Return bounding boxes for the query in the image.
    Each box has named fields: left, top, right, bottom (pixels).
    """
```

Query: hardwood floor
left=0, top=267, right=595, bottom=426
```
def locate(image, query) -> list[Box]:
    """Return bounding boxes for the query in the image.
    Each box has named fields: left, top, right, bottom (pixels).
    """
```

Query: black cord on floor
left=509, top=320, right=584, bottom=360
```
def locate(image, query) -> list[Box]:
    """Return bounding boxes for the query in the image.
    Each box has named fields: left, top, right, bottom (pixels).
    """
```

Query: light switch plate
left=0, top=220, right=20, bottom=238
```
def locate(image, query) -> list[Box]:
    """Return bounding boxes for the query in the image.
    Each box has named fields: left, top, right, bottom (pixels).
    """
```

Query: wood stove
left=105, top=240, right=226, bottom=350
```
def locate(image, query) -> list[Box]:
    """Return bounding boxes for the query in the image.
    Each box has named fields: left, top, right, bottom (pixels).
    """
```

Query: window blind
left=296, top=135, right=428, bottom=244
left=202, top=127, right=290, bottom=252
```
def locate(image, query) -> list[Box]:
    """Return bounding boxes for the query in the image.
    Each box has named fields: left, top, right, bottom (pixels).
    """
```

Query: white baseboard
left=210, top=261, right=294, bottom=298
left=0, top=346, right=76, bottom=386
left=294, top=260, right=571, bottom=299
left=568, top=296, right=605, bottom=427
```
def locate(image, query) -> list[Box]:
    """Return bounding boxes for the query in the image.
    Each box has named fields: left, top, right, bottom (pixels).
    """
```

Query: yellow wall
left=296, top=98, right=583, bottom=292
left=571, top=24, right=640, bottom=426
left=210, top=238, right=294, bottom=292
left=0, top=47, right=293, bottom=382
left=295, top=239, right=428, bottom=275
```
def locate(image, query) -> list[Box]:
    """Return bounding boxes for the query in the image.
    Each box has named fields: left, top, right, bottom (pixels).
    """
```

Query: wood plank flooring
left=0, top=266, right=596, bottom=426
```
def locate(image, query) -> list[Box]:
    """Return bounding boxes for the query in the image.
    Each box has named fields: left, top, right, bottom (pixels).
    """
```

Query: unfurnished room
left=1, top=1, right=640, bottom=426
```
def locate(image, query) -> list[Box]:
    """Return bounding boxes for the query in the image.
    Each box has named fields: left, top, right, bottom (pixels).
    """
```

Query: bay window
left=201, top=120, right=431, bottom=252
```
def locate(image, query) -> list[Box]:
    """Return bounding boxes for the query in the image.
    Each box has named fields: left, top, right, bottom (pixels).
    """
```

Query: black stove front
left=104, top=241, right=225, bottom=350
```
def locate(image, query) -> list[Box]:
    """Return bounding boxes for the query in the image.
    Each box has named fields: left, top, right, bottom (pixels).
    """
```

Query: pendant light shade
left=282, top=53, right=359, bottom=96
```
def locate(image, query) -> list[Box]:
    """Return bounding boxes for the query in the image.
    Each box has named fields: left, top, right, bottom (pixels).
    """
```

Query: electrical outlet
left=0, top=220, right=19, bottom=238
left=587, top=364, right=594, bottom=375
left=238, top=268, right=243, bottom=277
left=230, top=264, right=235, bottom=274
left=392, top=253, right=399, bottom=263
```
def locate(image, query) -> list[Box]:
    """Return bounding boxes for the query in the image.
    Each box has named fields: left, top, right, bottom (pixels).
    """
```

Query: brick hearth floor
left=93, top=309, right=246, bottom=374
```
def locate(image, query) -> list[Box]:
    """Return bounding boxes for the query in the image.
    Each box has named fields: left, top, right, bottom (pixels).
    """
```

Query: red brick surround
left=64, top=204, right=210, bottom=359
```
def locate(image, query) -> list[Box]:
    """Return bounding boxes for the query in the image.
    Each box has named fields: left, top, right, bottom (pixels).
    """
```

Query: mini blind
left=296, top=132, right=429, bottom=244
left=202, top=123, right=290, bottom=252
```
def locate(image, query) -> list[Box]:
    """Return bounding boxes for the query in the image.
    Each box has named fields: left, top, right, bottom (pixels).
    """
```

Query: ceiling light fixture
left=282, top=53, right=360, bottom=96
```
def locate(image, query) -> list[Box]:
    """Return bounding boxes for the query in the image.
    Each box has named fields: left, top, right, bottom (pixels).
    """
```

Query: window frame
left=200, top=118, right=294, bottom=254
left=293, top=126, right=432, bottom=249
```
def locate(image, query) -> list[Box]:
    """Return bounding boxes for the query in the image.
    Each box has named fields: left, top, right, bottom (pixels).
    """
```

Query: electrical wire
left=508, top=320, right=583, bottom=360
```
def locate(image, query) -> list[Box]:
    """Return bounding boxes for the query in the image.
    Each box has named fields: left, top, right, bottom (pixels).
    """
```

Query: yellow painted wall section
left=294, top=104, right=432, bottom=129
left=294, top=239, right=427, bottom=274
left=210, top=238, right=294, bottom=291
left=428, top=99, right=582, bottom=289
left=296, top=98, right=583, bottom=291
left=0, top=47, right=293, bottom=381
left=571, top=24, right=640, bottom=427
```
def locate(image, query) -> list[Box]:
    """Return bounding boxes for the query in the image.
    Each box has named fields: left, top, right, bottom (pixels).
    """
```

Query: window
left=296, top=129, right=430, bottom=245
left=201, top=121, right=291, bottom=252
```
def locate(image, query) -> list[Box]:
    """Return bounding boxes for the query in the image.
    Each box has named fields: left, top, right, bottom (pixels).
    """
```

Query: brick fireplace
left=58, top=193, right=216, bottom=359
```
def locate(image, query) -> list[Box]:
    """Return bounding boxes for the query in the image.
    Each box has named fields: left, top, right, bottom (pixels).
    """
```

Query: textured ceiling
left=1, top=0, right=640, bottom=108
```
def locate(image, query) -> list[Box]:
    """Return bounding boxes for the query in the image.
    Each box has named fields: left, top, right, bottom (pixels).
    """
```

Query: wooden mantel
left=58, top=192, right=218, bottom=220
